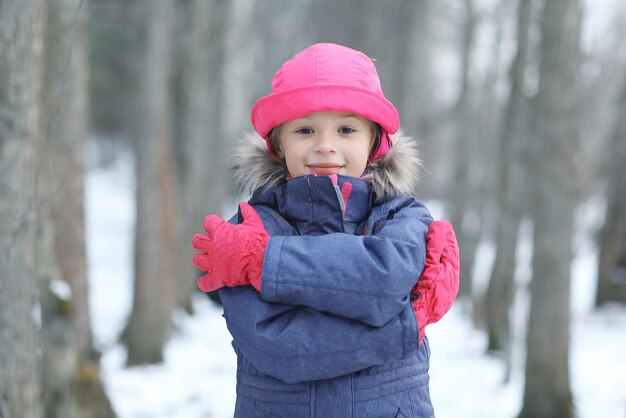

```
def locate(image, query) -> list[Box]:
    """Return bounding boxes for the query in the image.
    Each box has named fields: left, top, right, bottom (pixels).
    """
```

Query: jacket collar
left=249, top=175, right=375, bottom=234
left=230, top=132, right=422, bottom=202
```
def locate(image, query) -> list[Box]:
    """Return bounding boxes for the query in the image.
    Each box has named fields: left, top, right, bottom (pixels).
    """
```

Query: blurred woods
left=1, top=0, right=625, bottom=417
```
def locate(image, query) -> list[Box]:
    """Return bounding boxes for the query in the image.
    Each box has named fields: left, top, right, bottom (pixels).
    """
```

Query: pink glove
left=192, top=202, right=269, bottom=292
left=411, top=220, right=460, bottom=344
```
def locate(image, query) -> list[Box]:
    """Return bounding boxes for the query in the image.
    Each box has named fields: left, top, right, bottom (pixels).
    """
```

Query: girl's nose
left=315, top=131, right=336, bottom=153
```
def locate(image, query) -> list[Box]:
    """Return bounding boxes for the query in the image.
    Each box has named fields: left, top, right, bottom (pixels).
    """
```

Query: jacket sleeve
left=219, top=285, right=419, bottom=384
left=260, top=197, right=432, bottom=327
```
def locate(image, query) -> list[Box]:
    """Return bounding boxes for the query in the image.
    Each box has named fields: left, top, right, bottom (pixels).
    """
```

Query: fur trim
left=230, top=132, right=421, bottom=199
left=230, top=133, right=290, bottom=194
left=362, top=131, right=422, bottom=198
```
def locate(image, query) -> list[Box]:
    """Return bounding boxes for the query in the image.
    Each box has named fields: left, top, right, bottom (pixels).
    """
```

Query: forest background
left=1, top=0, right=626, bottom=417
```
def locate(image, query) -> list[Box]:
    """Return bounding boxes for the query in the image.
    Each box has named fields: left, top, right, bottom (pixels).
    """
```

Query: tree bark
left=448, top=0, right=480, bottom=298
left=486, top=0, right=533, bottom=365
left=402, top=0, right=434, bottom=155
left=596, top=73, right=626, bottom=305
left=173, top=0, right=234, bottom=309
left=0, top=0, right=46, bottom=417
left=122, top=0, right=179, bottom=365
left=519, top=0, right=580, bottom=416
left=37, top=0, right=115, bottom=416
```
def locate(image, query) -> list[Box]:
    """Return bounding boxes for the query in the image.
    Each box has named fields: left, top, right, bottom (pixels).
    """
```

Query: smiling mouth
left=307, top=165, right=344, bottom=175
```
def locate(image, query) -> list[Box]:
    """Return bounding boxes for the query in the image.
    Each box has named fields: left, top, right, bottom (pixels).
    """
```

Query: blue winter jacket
left=219, top=173, right=435, bottom=418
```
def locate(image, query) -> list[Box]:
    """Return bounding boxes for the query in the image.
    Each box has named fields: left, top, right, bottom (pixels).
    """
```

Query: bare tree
left=448, top=0, right=480, bottom=298
left=122, top=0, right=179, bottom=365
left=351, top=0, right=423, bottom=114
left=596, top=73, right=626, bottom=305
left=0, top=0, right=46, bottom=416
left=485, top=0, right=533, bottom=371
left=307, top=0, right=368, bottom=51
left=174, top=0, right=233, bottom=309
left=401, top=0, right=436, bottom=155
left=37, top=0, right=115, bottom=416
left=519, top=0, right=581, bottom=416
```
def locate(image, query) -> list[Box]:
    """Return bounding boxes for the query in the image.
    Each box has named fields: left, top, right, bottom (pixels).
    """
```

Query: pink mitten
left=192, top=202, right=269, bottom=292
left=411, top=220, right=460, bottom=344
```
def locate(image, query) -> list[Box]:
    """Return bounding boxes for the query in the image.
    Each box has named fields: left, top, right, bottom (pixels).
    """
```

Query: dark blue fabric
left=233, top=341, right=434, bottom=418
left=219, top=175, right=435, bottom=417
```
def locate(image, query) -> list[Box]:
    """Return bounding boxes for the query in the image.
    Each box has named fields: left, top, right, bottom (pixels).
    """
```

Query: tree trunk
left=448, top=0, right=480, bottom=298
left=353, top=0, right=420, bottom=116
left=402, top=0, right=435, bottom=174
left=486, top=0, right=533, bottom=366
left=174, top=0, right=233, bottom=309
left=122, top=0, right=178, bottom=365
left=0, top=0, right=46, bottom=417
left=37, top=0, right=115, bottom=416
left=308, top=0, right=368, bottom=53
left=519, top=0, right=580, bottom=416
left=596, top=74, right=626, bottom=305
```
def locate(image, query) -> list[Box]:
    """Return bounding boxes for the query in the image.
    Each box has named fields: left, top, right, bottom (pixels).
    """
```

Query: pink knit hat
left=250, top=43, right=400, bottom=160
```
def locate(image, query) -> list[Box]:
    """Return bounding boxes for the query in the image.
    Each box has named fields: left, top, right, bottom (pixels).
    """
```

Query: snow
left=50, top=279, right=73, bottom=301
left=86, top=152, right=626, bottom=418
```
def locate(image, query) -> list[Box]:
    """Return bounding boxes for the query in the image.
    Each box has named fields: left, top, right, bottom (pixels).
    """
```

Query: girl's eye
left=296, top=127, right=313, bottom=135
left=339, top=127, right=355, bottom=134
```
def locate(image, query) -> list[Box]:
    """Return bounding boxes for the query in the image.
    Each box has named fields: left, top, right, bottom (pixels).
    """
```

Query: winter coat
left=219, top=133, right=436, bottom=417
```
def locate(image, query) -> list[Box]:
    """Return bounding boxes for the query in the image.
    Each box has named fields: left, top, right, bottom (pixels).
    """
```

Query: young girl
left=192, top=43, right=459, bottom=418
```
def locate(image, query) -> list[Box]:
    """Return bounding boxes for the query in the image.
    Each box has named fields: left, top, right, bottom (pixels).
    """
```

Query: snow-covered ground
left=86, top=152, right=626, bottom=418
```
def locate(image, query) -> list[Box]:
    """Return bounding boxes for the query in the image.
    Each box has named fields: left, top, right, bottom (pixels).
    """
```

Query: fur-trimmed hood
left=230, top=132, right=421, bottom=200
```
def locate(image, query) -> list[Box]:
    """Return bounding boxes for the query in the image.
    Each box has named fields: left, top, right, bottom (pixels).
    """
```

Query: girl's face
left=277, top=111, right=373, bottom=178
